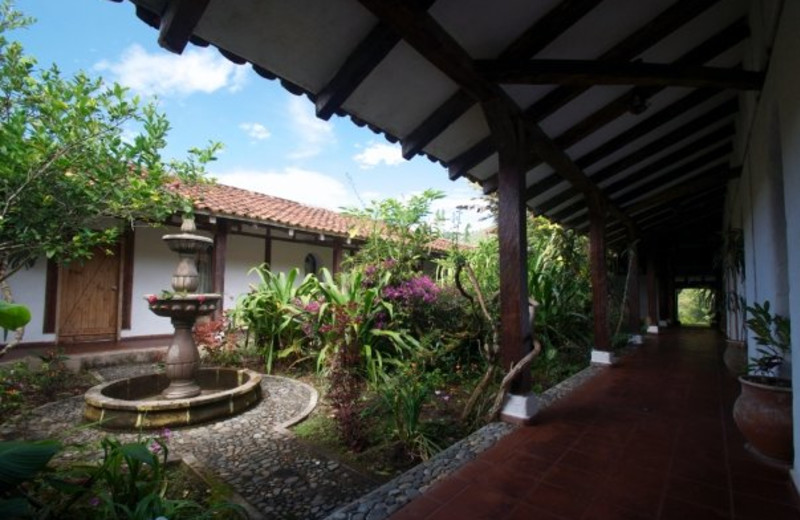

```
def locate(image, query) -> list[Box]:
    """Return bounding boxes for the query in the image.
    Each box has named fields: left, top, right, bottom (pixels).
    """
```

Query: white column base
left=500, top=392, right=539, bottom=424
left=658, top=320, right=669, bottom=327
left=591, top=349, right=617, bottom=365
left=629, top=334, right=643, bottom=345
left=647, top=325, right=660, bottom=334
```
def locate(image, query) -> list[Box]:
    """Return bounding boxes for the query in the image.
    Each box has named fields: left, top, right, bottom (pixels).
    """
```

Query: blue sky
left=12, top=0, right=490, bottom=232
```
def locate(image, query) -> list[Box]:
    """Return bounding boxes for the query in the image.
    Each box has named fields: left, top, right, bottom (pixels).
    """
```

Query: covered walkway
left=390, top=329, right=800, bottom=520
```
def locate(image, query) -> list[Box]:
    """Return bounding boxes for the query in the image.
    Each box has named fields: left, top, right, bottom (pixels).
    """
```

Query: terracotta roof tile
left=177, top=182, right=463, bottom=252
left=178, top=182, right=359, bottom=237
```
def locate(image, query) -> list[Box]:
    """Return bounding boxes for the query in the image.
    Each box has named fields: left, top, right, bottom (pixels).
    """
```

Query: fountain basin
left=84, top=368, right=263, bottom=430
left=146, top=294, right=221, bottom=320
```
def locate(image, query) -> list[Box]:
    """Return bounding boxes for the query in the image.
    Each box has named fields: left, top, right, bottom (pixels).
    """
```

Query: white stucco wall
left=270, top=240, right=334, bottom=280
left=223, top=234, right=266, bottom=309
left=123, top=225, right=185, bottom=338
left=5, top=259, right=54, bottom=344
left=732, top=0, right=800, bottom=478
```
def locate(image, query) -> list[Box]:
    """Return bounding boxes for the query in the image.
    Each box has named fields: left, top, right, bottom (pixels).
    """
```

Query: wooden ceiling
left=115, top=0, right=768, bottom=277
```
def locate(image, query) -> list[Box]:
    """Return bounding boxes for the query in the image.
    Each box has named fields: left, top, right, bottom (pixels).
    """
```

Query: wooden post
left=332, top=240, right=343, bottom=274
left=589, top=201, right=610, bottom=351
left=626, top=243, right=641, bottom=333
left=646, top=252, right=658, bottom=327
left=264, top=228, right=272, bottom=267
left=213, top=219, right=228, bottom=318
left=483, top=99, right=532, bottom=397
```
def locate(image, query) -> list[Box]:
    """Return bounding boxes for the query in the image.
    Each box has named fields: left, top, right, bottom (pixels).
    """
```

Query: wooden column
left=646, top=252, right=658, bottom=326
left=588, top=201, right=610, bottom=350
left=332, top=240, right=343, bottom=274
left=626, top=243, right=641, bottom=332
left=484, top=99, right=532, bottom=396
left=264, top=228, right=272, bottom=267
left=213, top=219, right=228, bottom=318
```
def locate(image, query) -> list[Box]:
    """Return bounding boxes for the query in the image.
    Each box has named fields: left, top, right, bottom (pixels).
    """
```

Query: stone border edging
left=266, top=374, right=320, bottom=432
left=325, top=362, right=606, bottom=520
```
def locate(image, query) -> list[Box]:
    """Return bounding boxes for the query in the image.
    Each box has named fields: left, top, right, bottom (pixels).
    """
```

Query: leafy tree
left=341, top=189, right=445, bottom=277
left=0, top=1, right=221, bottom=284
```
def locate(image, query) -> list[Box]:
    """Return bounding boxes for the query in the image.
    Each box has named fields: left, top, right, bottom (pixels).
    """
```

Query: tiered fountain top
left=146, top=217, right=221, bottom=319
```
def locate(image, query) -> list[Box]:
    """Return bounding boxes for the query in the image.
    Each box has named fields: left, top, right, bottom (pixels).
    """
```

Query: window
left=304, top=253, right=318, bottom=275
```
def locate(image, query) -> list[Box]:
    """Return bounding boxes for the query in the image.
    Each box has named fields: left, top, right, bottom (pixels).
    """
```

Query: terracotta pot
left=733, top=375, right=793, bottom=463
left=723, top=340, right=747, bottom=375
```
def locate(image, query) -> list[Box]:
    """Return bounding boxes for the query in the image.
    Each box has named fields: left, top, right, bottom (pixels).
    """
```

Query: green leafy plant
left=0, top=439, right=61, bottom=518
left=234, top=265, right=316, bottom=373
left=380, top=374, right=440, bottom=461
left=745, top=301, right=791, bottom=377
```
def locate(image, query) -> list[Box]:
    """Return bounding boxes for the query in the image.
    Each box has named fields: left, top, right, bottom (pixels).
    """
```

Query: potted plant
left=732, top=301, right=793, bottom=464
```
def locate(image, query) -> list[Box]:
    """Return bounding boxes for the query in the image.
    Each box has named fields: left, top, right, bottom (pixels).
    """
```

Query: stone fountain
left=84, top=218, right=263, bottom=429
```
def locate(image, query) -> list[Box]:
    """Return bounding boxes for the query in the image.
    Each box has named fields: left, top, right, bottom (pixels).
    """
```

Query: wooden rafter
left=461, top=16, right=749, bottom=186
left=316, top=0, right=435, bottom=121
left=357, top=0, right=635, bottom=233
left=521, top=0, right=721, bottom=122
left=157, top=0, right=210, bottom=54
left=613, top=148, right=733, bottom=206
left=524, top=88, right=719, bottom=199
left=401, top=0, right=601, bottom=160
left=478, top=60, right=763, bottom=90
left=622, top=166, right=738, bottom=215
left=458, top=16, right=748, bottom=185
left=537, top=105, right=737, bottom=216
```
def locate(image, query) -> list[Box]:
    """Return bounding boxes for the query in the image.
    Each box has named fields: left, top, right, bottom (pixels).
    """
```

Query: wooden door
left=58, top=245, right=121, bottom=342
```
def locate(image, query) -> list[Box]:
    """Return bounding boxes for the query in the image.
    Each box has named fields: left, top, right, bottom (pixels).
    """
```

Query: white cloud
left=95, top=44, right=247, bottom=97
left=213, top=167, right=355, bottom=211
left=353, top=142, right=405, bottom=169
left=239, top=122, right=271, bottom=141
left=286, top=95, right=335, bottom=159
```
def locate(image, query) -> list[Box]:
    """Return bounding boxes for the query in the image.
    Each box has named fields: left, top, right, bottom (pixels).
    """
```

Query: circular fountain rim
left=85, top=367, right=262, bottom=412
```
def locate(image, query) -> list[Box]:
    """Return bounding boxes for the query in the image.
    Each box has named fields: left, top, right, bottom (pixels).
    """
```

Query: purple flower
left=89, top=496, right=100, bottom=507
left=160, top=427, right=172, bottom=440
left=149, top=441, right=162, bottom=454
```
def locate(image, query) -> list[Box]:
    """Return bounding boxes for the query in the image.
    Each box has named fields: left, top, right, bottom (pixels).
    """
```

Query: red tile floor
left=389, top=328, right=800, bottom=519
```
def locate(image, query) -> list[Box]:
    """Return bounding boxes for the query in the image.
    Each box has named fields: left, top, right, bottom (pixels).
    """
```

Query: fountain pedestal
left=163, top=317, right=201, bottom=398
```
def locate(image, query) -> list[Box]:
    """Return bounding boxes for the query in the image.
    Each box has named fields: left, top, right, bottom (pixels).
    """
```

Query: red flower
left=147, top=295, right=158, bottom=304
left=197, top=295, right=206, bottom=303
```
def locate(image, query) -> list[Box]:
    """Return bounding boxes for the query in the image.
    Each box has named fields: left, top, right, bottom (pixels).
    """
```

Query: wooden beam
left=402, top=90, right=474, bottom=159
left=401, top=0, right=601, bottom=159
left=552, top=131, right=734, bottom=224
left=472, top=17, right=749, bottom=186
left=607, top=135, right=734, bottom=202
left=479, top=60, right=763, bottom=90
left=316, top=24, right=402, bottom=120
left=525, top=88, right=719, bottom=199
left=360, top=0, right=634, bottom=235
left=316, top=0, right=434, bottom=121
left=521, top=0, right=721, bottom=122
left=158, top=0, right=210, bottom=54
left=623, top=167, right=736, bottom=215
left=538, top=104, right=736, bottom=216
left=357, top=0, right=495, bottom=101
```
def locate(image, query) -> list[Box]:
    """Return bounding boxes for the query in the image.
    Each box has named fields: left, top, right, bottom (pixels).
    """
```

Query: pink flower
left=147, top=295, right=158, bottom=304
left=197, top=295, right=206, bottom=303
